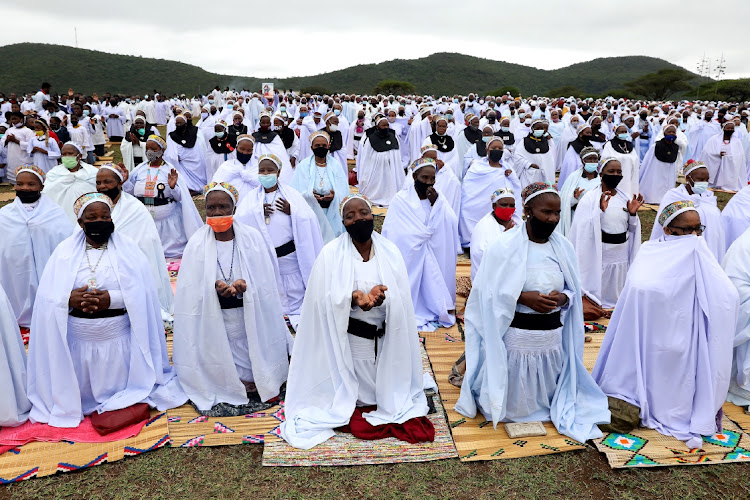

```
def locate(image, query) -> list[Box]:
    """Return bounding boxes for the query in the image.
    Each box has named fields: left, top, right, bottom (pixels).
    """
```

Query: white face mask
left=328, top=124, right=338, bottom=132
left=691, top=180, right=709, bottom=194
left=14, top=122, right=24, bottom=128
left=524, top=119, right=532, bottom=126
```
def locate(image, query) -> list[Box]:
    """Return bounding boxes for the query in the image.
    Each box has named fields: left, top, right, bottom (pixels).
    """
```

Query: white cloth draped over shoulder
left=0, top=196, right=73, bottom=328
left=722, top=227, right=750, bottom=407
left=458, top=158, right=522, bottom=247
left=0, top=283, right=31, bottom=427
left=650, top=184, right=726, bottom=262
left=381, top=187, right=461, bottom=331
left=111, top=192, right=174, bottom=316
left=280, top=233, right=429, bottom=449
left=638, top=145, right=678, bottom=204
left=402, top=164, right=462, bottom=219
left=357, top=135, right=404, bottom=207
left=211, top=158, right=259, bottom=203
left=164, top=135, right=208, bottom=193
left=290, top=155, right=349, bottom=244
left=27, top=231, right=187, bottom=428
left=512, top=139, right=558, bottom=188
left=722, top=184, right=750, bottom=249
left=455, top=226, right=610, bottom=443
left=43, top=163, right=98, bottom=223
left=173, top=224, right=291, bottom=410
left=469, top=215, right=520, bottom=281
left=699, top=134, right=746, bottom=191
left=593, top=235, right=738, bottom=449
left=556, top=169, right=601, bottom=237
left=252, top=135, right=296, bottom=186
left=568, top=185, right=640, bottom=308
left=601, top=141, right=640, bottom=198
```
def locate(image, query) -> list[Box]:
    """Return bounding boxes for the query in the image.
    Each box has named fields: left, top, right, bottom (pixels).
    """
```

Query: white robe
left=252, top=135, right=296, bottom=186
left=173, top=224, right=291, bottom=409
left=650, top=184, right=726, bottom=262
left=722, top=227, right=750, bottom=407
left=27, top=231, right=187, bottom=427
left=0, top=283, right=31, bottom=427
left=568, top=186, right=641, bottom=308
left=280, top=232, right=428, bottom=449
left=601, top=140, right=640, bottom=197
left=0, top=196, right=73, bottom=328
left=513, top=138, right=558, bottom=188
left=423, top=136, right=461, bottom=180
left=43, top=163, right=98, bottom=223
left=469, top=213, right=519, bottom=281
left=556, top=169, right=601, bottom=237
left=382, top=188, right=461, bottom=331
left=402, top=164, right=461, bottom=220
left=700, top=134, right=746, bottom=191
left=164, top=136, right=208, bottom=193
left=593, top=235, right=738, bottom=449
left=722, top=184, right=750, bottom=249
left=357, top=136, right=404, bottom=207
left=1, top=127, right=35, bottom=183
left=211, top=157, right=259, bottom=203
left=26, top=136, right=60, bottom=173
left=638, top=145, right=679, bottom=204
left=458, top=158, right=522, bottom=247
left=111, top=192, right=174, bottom=316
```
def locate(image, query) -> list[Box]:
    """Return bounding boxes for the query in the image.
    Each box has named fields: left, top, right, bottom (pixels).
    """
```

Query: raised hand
left=627, top=194, right=644, bottom=216
left=574, top=187, right=583, bottom=199
left=426, top=186, right=438, bottom=205
left=599, top=192, right=612, bottom=212
left=168, top=168, right=178, bottom=189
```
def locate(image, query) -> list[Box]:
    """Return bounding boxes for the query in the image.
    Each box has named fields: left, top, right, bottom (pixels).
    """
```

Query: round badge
left=535, top=148, right=540, bottom=153
left=386, top=140, right=391, bottom=145
left=181, top=140, right=186, bottom=144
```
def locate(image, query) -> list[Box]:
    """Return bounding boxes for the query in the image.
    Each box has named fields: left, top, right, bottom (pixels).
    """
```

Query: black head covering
left=463, top=126, right=482, bottom=145
left=169, top=121, right=198, bottom=148
left=609, top=136, right=633, bottom=154
left=495, top=130, right=515, bottom=146
left=568, top=136, right=592, bottom=154
left=654, top=138, right=679, bottom=163
left=328, top=129, right=343, bottom=153
left=523, top=135, right=550, bottom=154
left=252, top=130, right=279, bottom=144
left=368, top=128, right=399, bottom=152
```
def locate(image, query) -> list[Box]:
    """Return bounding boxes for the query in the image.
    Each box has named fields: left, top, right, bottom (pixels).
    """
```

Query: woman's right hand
left=69, top=285, right=89, bottom=310
left=518, top=291, right=558, bottom=313
left=352, top=290, right=374, bottom=311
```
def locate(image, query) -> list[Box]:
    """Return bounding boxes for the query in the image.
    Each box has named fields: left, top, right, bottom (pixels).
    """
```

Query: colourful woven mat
left=593, top=417, right=750, bottom=468
left=261, top=345, right=457, bottom=466
left=423, top=334, right=586, bottom=462
left=724, top=402, right=750, bottom=433
left=0, top=410, right=169, bottom=484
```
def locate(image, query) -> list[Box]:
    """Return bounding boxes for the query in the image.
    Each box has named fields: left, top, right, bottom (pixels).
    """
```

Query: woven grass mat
left=423, top=334, right=586, bottom=462
left=261, top=345, right=458, bottom=466
left=593, top=416, right=750, bottom=468
left=0, top=410, right=169, bottom=484
left=724, top=402, right=750, bottom=432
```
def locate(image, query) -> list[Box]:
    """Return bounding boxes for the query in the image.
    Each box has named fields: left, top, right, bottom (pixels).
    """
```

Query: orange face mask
left=206, top=215, right=233, bottom=233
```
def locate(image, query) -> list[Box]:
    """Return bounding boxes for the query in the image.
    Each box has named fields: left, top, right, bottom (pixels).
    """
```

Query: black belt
left=601, top=231, right=627, bottom=244
left=218, top=294, right=243, bottom=309
left=69, top=308, right=127, bottom=319
left=348, top=317, right=386, bottom=359
left=275, top=240, right=296, bottom=258
left=317, top=198, right=332, bottom=209
left=137, top=196, right=174, bottom=207
left=510, top=310, right=562, bottom=331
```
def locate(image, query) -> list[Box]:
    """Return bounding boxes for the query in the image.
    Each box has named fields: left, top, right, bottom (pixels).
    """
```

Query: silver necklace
left=85, top=243, right=107, bottom=289
left=217, top=238, right=236, bottom=284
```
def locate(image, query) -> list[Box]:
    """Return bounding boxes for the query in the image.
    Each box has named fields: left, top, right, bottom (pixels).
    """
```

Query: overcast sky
left=3, top=0, right=748, bottom=80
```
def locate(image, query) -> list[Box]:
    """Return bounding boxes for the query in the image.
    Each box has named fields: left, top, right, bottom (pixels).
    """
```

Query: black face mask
left=16, top=190, right=41, bottom=203
left=100, top=186, right=120, bottom=202
left=236, top=151, right=252, bottom=165
left=345, top=218, right=374, bottom=243
left=724, top=130, right=734, bottom=139
left=528, top=213, right=558, bottom=240
left=488, top=149, right=504, bottom=162
left=398, top=110, right=405, bottom=116
left=640, top=114, right=648, bottom=120
left=83, top=220, right=115, bottom=245
left=414, top=179, right=432, bottom=198
left=591, top=124, right=601, bottom=131
left=313, top=146, right=329, bottom=158
left=175, top=124, right=187, bottom=132
left=488, top=117, right=496, bottom=123
left=376, top=128, right=390, bottom=137
left=601, top=174, right=623, bottom=190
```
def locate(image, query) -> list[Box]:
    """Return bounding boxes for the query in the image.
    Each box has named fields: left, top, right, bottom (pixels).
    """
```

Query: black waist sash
left=601, top=231, right=627, bottom=244
left=137, top=196, right=173, bottom=207
left=348, top=317, right=385, bottom=340
left=275, top=240, right=296, bottom=258
left=69, top=308, right=127, bottom=319
left=218, top=294, right=243, bottom=309
left=510, top=310, right=562, bottom=331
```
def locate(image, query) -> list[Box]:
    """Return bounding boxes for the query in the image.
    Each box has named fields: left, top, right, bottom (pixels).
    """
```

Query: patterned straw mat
left=261, top=345, right=458, bottom=466
left=0, top=411, right=169, bottom=484
left=422, top=333, right=586, bottom=462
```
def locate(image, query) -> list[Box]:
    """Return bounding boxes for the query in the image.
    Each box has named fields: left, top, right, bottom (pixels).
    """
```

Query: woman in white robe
left=568, top=158, right=643, bottom=308
left=0, top=166, right=72, bottom=328
left=722, top=183, right=750, bottom=249
left=0, top=112, right=34, bottom=184
left=382, top=159, right=461, bottom=331
left=453, top=114, right=482, bottom=169
left=459, top=138, right=522, bottom=248
left=601, top=124, right=640, bottom=197
left=513, top=119, right=557, bottom=188
left=252, top=112, right=296, bottom=186
left=407, top=110, right=433, bottom=163
left=558, top=123, right=597, bottom=189
left=173, top=183, right=291, bottom=411
left=164, top=115, right=208, bottom=194
left=27, top=193, right=186, bottom=427
left=554, top=115, right=582, bottom=170
left=469, top=187, right=521, bottom=281
left=593, top=201, right=738, bottom=449
left=290, top=131, right=349, bottom=243
left=26, top=119, right=60, bottom=173
left=323, top=112, right=349, bottom=177
left=43, top=142, right=97, bottom=223
left=0, top=282, right=30, bottom=427
left=638, top=124, right=681, bottom=204
left=422, top=116, right=461, bottom=179
left=280, top=194, right=430, bottom=449
left=403, top=145, right=461, bottom=219
left=122, top=135, right=203, bottom=258
left=357, top=117, right=404, bottom=207
left=650, top=161, right=726, bottom=261
left=119, top=116, right=160, bottom=172
left=204, top=121, right=237, bottom=182
left=212, top=134, right=259, bottom=202
left=235, top=156, right=323, bottom=329
left=722, top=225, right=750, bottom=407
left=96, top=164, right=174, bottom=317
left=456, top=183, right=610, bottom=443
left=700, top=121, right=746, bottom=191
left=556, top=147, right=601, bottom=237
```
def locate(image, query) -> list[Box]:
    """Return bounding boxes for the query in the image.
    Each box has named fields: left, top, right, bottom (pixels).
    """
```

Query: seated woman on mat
left=281, top=193, right=433, bottom=449
left=26, top=192, right=186, bottom=428
left=455, top=182, right=610, bottom=444
left=0, top=282, right=31, bottom=428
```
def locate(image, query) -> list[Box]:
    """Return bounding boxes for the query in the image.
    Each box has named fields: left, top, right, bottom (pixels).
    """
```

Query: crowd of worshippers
left=2, top=82, right=750, bottom=451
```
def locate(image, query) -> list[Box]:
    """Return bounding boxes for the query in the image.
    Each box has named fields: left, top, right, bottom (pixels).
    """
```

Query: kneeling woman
left=235, top=155, right=323, bottom=330
left=456, top=182, right=610, bottom=443
left=27, top=193, right=186, bottom=427
left=281, top=194, right=432, bottom=449
left=173, top=183, right=291, bottom=412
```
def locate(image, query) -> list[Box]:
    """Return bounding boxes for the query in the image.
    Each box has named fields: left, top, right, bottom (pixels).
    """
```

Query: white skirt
left=503, top=326, right=563, bottom=422
left=223, top=308, right=254, bottom=383
left=350, top=335, right=377, bottom=406
left=150, top=202, right=189, bottom=258
left=601, top=242, right=629, bottom=309
left=67, top=314, right=132, bottom=415
left=278, top=252, right=305, bottom=328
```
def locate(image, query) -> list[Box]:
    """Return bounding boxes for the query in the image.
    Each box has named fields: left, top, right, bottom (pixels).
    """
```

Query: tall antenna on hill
left=74, top=27, right=78, bottom=48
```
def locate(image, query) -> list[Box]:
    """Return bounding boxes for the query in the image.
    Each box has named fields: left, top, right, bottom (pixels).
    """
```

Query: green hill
left=0, top=43, right=706, bottom=97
